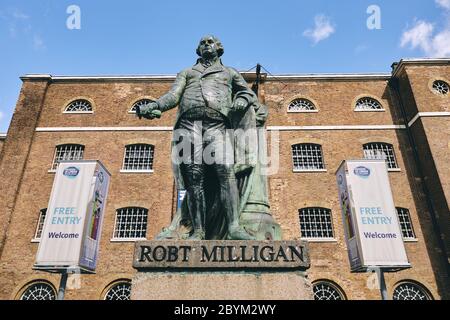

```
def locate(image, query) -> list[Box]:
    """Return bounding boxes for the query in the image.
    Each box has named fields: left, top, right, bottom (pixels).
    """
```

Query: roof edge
left=21, top=73, right=392, bottom=82
left=20, top=58, right=450, bottom=82
left=392, top=58, right=450, bottom=77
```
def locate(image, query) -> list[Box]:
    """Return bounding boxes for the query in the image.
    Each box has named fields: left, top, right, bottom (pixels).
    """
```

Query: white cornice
left=267, top=125, right=405, bottom=130
left=265, top=74, right=391, bottom=81
left=35, top=126, right=174, bottom=132
left=408, top=112, right=450, bottom=127
left=32, top=113, right=449, bottom=132
left=22, top=73, right=392, bottom=82
left=20, top=74, right=177, bottom=82
left=35, top=125, right=405, bottom=132
left=19, top=74, right=52, bottom=81
left=0, top=133, right=6, bottom=139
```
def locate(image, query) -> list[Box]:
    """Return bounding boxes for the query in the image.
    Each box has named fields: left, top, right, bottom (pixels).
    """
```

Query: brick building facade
left=0, top=58, right=449, bottom=300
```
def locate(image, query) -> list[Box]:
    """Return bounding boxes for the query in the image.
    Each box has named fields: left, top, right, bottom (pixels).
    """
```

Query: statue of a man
left=138, top=35, right=278, bottom=240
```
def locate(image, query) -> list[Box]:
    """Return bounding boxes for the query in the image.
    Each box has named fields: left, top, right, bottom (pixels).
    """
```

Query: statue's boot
left=228, top=225, right=255, bottom=240
left=187, top=229, right=205, bottom=240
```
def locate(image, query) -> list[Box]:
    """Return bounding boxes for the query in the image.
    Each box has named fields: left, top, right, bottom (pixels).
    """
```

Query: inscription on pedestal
left=133, top=240, right=309, bottom=269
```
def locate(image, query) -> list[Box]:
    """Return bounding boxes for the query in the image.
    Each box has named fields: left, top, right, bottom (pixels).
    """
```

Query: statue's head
left=196, top=35, right=224, bottom=58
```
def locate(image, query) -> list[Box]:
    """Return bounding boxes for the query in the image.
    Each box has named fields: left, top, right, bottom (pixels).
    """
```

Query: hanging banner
left=336, top=160, right=410, bottom=271
left=34, top=160, right=110, bottom=272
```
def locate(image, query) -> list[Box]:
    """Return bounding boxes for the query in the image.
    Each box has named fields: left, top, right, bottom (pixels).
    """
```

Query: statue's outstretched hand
left=232, top=97, right=248, bottom=111
left=136, top=102, right=162, bottom=120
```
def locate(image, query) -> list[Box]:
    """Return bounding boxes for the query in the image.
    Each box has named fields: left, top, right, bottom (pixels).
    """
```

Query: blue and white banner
left=35, top=161, right=110, bottom=272
left=336, top=160, right=410, bottom=271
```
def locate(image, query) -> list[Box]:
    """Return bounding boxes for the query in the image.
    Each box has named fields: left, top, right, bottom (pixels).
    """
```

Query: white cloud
left=12, top=10, right=29, bottom=20
left=400, top=19, right=450, bottom=57
left=401, top=20, right=434, bottom=53
left=1, top=8, right=30, bottom=38
left=303, top=14, right=335, bottom=45
left=354, top=44, right=369, bottom=55
left=436, top=0, right=450, bottom=10
left=33, top=34, right=46, bottom=50
left=431, top=29, right=450, bottom=56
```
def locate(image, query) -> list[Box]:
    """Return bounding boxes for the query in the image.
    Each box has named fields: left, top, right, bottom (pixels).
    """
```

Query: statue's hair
left=196, top=35, right=224, bottom=57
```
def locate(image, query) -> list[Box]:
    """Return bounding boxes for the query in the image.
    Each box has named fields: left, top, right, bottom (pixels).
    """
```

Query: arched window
left=288, top=98, right=317, bottom=112
left=104, top=281, right=131, bottom=300
left=393, top=281, right=432, bottom=300
left=432, top=80, right=449, bottom=95
left=292, top=143, right=325, bottom=171
left=396, top=207, right=416, bottom=240
left=113, top=207, right=148, bottom=240
left=122, top=144, right=155, bottom=171
left=299, top=207, right=334, bottom=239
left=355, top=97, right=383, bottom=111
left=313, top=281, right=345, bottom=300
left=34, top=209, right=47, bottom=240
left=64, top=99, right=93, bottom=112
left=130, top=99, right=155, bottom=113
left=363, top=142, right=399, bottom=169
left=51, top=144, right=85, bottom=170
left=20, top=281, right=56, bottom=300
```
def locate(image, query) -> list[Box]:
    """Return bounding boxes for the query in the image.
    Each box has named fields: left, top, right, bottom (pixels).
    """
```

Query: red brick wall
left=0, top=64, right=449, bottom=299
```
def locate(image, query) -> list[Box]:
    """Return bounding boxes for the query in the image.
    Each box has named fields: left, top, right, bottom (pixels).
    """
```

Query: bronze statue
left=137, top=35, right=281, bottom=240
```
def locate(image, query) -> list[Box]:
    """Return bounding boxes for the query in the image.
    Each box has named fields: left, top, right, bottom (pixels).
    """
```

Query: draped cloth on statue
left=156, top=102, right=281, bottom=240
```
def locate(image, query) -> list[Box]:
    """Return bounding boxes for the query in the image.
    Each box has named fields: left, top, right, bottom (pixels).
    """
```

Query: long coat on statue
left=154, top=59, right=278, bottom=240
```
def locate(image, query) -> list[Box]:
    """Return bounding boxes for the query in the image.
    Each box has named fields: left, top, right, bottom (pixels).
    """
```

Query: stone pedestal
left=131, top=240, right=312, bottom=300
left=131, top=271, right=312, bottom=300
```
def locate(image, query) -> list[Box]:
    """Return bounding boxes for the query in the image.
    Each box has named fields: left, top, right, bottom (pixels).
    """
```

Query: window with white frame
left=20, top=282, right=56, bottom=300
left=65, top=99, right=92, bottom=112
left=34, top=209, right=47, bottom=240
left=51, top=144, right=85, bottom=170
left=432, top=80, right=449, bottom=95
left=292, top=143, right=325, bottom=171
left=113, top=207, right=148, bottom=239
left=313, top=281, right=345, bottom=300
left=393, top=282, right=431, bottom=300
left=288, top=98, right=316, bottom=112
left=130, top=99, right=155, bottom=113
left=363, top=142, right=399, bottom=169
left=104, top=281, right=131, bottom=300
left=299, top=207, right=334, bottom=239
left=122, top=144, right=154, bottom=171
left=355, top=97, right=383, bottom=111
left=396, top=207, right=416, bottom=240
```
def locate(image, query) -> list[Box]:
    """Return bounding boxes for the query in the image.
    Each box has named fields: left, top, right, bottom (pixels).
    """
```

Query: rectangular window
left=292, top=144, right=326, bottom=171
left=51, top=144, right=84, bottom=170
left=363, top=143, right=399, bottom=169
left=122, top=144, right=154, bottom=171
left=34, top=209, right=47, bottom=240
left=299, top=207, right=334, bottom=239
left=396, top=207, right=416, bottom=239
left=112, top=207, right=148, bottom=239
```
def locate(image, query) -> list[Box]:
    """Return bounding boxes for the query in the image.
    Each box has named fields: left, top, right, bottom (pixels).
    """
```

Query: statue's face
left=198, top=36, right=219, bottom=58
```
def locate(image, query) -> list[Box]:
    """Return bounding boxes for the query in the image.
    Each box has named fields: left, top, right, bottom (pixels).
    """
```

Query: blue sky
left=0, top=0, right=449, bottom=132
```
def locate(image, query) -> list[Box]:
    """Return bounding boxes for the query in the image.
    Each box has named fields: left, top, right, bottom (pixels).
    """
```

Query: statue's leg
left=177, top=118, right=207, bottom=240
left=180, top=163, right=206, bottom=240
left=215, top=163, right=255, bottom=240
